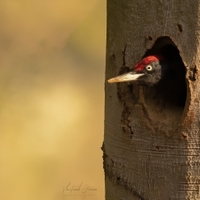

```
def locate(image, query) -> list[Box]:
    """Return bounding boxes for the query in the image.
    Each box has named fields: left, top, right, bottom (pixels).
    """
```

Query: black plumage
left=108, top=45, right=186, bottom=107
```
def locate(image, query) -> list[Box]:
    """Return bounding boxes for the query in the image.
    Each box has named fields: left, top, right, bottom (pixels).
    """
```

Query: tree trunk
left=103, top=1, right=200, bottom=199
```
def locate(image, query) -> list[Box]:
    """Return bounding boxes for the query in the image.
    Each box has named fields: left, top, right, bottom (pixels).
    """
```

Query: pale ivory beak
left=108, top=72, right=144, bottom=83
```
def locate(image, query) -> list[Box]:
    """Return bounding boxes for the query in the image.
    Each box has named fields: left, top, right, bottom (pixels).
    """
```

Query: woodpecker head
left=108, top=55, right=165, bottom=86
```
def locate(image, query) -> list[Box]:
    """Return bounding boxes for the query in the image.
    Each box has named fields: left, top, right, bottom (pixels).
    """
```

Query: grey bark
left=103, top=1, right=200, bottom=199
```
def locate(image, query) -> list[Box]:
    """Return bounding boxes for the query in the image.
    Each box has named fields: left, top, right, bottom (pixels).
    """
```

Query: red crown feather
left=134, top=55, right=164, bottom=71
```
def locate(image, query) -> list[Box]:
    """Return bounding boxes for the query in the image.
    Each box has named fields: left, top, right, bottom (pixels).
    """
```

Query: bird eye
left=146, top=65, right=153, bottom=71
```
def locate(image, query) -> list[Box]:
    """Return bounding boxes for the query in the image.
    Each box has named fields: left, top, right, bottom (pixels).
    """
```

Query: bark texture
left=104, top=1, right=200, bottom=199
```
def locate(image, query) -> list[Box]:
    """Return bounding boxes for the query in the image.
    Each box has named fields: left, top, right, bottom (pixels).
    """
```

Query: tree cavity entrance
left=141, top=36, right=186, bottom=133
left=119, top=36, right=187, bottom=136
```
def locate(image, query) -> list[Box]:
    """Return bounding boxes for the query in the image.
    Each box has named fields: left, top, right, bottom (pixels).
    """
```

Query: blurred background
left=0, top=0, right=105, bottom=200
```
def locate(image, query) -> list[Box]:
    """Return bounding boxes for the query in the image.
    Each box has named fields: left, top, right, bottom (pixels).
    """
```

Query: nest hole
left=117, top=36, right=187, bottom=135
left=141, top=36, right=187, bottom=132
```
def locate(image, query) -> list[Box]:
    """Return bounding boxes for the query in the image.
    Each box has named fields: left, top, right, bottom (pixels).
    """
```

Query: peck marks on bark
left=177, top=23, right=183, bottom=33
left=189, top=65, right=197, bottom=81
left=122, top=44, right=127, bottom=68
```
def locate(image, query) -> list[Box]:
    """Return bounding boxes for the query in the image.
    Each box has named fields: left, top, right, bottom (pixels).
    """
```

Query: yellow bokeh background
left=0, top=0, right=105, bottom=199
